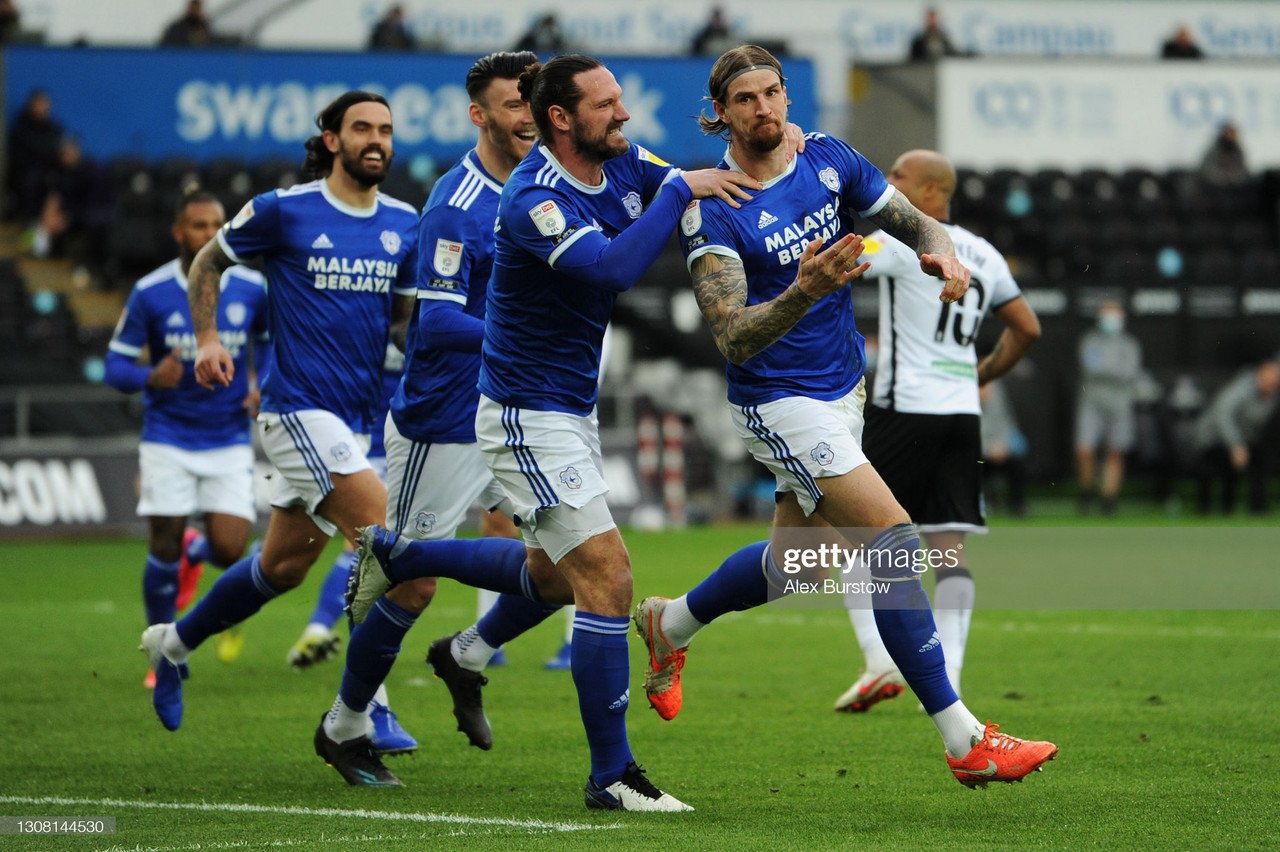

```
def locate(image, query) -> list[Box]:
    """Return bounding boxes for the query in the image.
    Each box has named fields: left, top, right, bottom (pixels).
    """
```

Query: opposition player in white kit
left=833, top=149, right=1041, bottom=712
left=638, top=47, right=1056, bottom=788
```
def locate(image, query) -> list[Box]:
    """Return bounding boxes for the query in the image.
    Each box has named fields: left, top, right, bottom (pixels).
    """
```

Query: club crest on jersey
left=818, top=167, right=841, bottom=193
left=224, top=302, right=246, bottom=327
left=810, top=441, right=835, bottom=466
left=529, top=200, right=566, bottom=236
left=331, top=442, right=352, bottom=463
left=622, top=191, right=643, bottom=219
left=380, top=230, right=401, bottom=255
left=558, top=466, right=583, bottom=490
left=433, top=239, right=463, bottom=276
left=681, top=200, right=702, bottom=236
left=229, top=200, right=254, bottom=229
left=414, top=511, right=437, bottom=535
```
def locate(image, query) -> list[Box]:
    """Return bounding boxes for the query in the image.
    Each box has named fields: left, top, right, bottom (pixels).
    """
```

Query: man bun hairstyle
left=698, top=44, right=786, bottom=137
left=467, top=50, right=539, bottom=103
left=517, top=54, right=603, bottom=142
left=302, top=90, right=390, bottom=179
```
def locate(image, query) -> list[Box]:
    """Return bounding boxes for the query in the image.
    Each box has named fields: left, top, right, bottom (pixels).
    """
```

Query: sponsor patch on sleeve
left=229, top=200, right=255, bottom=229
left=861, top=236, right=883, bottom=255
left=433, top=238, right=464, bottom=276
left=529, top=200, right=567, bottom=237
left=637, top=146, right=671, bottom=167
left=680, top=200, right=702, bottom=236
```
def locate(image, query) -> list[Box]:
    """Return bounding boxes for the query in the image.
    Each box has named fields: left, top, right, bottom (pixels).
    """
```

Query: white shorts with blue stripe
left=730, top=380, right=869, bottom=517
left=474, top=394, right=614, bottom=561
left=257, top=409, right=372, bottom=537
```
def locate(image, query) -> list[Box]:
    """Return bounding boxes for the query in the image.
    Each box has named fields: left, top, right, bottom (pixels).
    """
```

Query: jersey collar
left=320, top=178, right=379, bottom=218
left=463, top=149, right=504, bottom=193
left=536, top=143, right=608, bottom=195
left=724, top=147, right=796, bottom=190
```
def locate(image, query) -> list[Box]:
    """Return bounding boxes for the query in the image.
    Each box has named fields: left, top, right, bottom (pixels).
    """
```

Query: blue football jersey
left=391, top=150, right=502, bottom=443
left=109, top=259, right=268, bottom=450
left=368, top=344, right=404, bottom=460
left=678, top=133, right=894, bottom=406
left=217, top=180, right=419, bottom=433
left=478, top=142, right=678, bottom=416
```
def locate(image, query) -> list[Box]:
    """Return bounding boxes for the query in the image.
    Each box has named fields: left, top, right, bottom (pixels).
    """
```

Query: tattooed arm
left=692, top=234, right=869, bottom=365
left=189, top=237, right=239, bottom=389
left=866, top=190, right=969, bottom=302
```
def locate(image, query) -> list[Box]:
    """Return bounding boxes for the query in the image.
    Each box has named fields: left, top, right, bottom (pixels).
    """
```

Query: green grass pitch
left=1, top=519, right=1277, bottom=849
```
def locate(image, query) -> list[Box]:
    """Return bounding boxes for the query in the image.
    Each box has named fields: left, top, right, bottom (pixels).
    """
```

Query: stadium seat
left=153, top=156, right=202, bottom=196
left=252, top=157, right=300, bottom=190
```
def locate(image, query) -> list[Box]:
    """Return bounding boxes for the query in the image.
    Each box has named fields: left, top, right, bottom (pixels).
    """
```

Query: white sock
left=843, top=554, right=896, bottom=673
left=657, top=595, right=704, bottom=649
left=931, top=700, right=985, bottom=758
left=161, top=624, right=191, bottom=664
left=303, top=622, right=330, bottom=638
left=476, top=588, right=500, bottom=619
left=452, top=625, right=497, bottom=672
left=324, top=695, right=372, bottom=743
left=934, top=571, right=975, bottom=695
left=563, top=606, right=575, bottom=644
left=372, top=683, right=389, bottom=708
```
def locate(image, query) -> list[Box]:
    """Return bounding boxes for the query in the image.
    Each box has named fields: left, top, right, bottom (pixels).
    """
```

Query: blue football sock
left=174, top=553, right=281, bottom=650
left=685, top=540, right=771, bottom=624
left=310, top=551, right=357, bottom=629
left=476, top=594, right=560, bottom=648
left=369, top=527, right=538, bottom=599
left=339, top=597, right=417, bottom=714
left=142, top=554, right=180, bottom=625
left=571, top=612, right=634, bottom=787
left=186, top=532, right=212, bottom=566
left=866, top=524, right=958, bottom=715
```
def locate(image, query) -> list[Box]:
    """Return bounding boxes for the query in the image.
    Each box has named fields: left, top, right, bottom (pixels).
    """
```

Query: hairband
left=715, top=63, right=784, bottom=101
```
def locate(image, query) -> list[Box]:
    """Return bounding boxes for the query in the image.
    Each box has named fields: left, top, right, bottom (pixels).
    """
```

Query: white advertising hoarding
left=939, top=60, right=1280, bottom=170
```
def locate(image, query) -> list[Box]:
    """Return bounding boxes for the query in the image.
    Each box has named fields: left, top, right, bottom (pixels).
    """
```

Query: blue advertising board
left=3, top=46, right=815, bottom=168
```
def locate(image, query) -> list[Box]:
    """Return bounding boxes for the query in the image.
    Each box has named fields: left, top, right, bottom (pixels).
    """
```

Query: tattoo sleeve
left=691, top=252, right=816, bottom=365
left=867, top=191, right=954, bottom=259
left=188, top=237, right=237, bottom=339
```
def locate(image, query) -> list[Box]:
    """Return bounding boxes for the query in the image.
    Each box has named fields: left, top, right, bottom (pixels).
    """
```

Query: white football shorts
left=730, top=380, right=869, bottom=517
left=382, top=412, right=507, bottom=541
left=137, top=441, right=256, bottom=521
left=257, top=409, right=372, bottom=537
left=475, top=395, right=615, bottom=563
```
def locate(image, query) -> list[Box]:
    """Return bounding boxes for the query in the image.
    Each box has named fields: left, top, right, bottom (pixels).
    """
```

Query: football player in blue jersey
left=637, top=45, right=1058, bottom=788
left=345, top=54, right=762, bottom=810
left=138, top=91, right=422, bottom=784
left=107, top=187, right=267, bottom=688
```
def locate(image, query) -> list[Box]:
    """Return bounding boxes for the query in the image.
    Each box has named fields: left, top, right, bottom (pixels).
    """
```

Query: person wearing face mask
left=1074, top=302, right=1142, bottom=515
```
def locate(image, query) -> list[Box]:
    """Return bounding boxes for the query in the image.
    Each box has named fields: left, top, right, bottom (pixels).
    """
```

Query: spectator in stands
left=513, top=13, right=568, bottom=54
left=1161, top=24, right=1204, bottom=59
left=1199, top=121, right=1250, bottom=187
left=1074, top=301, right=1142, bottom=516
left=0, top=0, right=22, bottom=44
left=368, top=4, right=413, bottom=51
left=909, top=8, right=963, bottom=61
left=6, top=88, right=63, bottom=221
left=160, top=0, right=212, bottom=47
left=980, top=378, right=1028, bottom=518
left=1193, top=360, right=1280, bottom=515
left=27, top=135, right=114, bottom=268
left=690, top=6, right=736, bottom=56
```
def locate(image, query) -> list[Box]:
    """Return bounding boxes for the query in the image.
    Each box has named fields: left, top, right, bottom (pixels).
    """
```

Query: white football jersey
left=860, top=224, right=1021, bottom=415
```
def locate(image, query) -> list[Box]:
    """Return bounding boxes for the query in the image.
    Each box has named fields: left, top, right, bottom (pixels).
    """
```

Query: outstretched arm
left=189, top=238, right=237, bottom=389
left=691, top=234, right=868, bottom=365
left=866, top=191, right=969, bottom=302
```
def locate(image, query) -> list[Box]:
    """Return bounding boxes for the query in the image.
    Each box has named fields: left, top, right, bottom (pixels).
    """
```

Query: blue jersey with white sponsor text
left=109, top=259, right=268, bottom=450
left=478, top=142, right=676, bottom=415
left=392, top=150, right=501, bottom=442
left=678, top=133, right=893, bottom=406
left=217, top=180, right=418, bottom=433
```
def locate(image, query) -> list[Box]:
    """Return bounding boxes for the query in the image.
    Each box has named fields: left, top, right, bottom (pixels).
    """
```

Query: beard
left=338, top=143, right=392, bottom=187
left=570, top=121, right=629, bottom=163
left=742, top=120, right=785, bottom=155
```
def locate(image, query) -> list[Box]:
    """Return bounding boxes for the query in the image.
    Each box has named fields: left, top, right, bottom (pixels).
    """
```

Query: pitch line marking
left=0, top=796, right=622, bottom=834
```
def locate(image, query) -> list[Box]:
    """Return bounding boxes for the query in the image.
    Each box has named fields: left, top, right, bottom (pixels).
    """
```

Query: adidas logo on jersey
left=166, top=311, right=186, bottom=328
left=311, top=233, right=334, bottom=249
left=757, top=210, right=779, bottom=229
left=918, top=631, right=941, bottom=653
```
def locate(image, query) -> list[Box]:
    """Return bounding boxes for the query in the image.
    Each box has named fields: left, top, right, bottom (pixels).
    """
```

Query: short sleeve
left=811, top=134, right=893, bottom=218
left=677, top=197, right=741, bottom=270
left=108, top=286, right=150, bottom=358
left=217, top=190, right=282, bottom=263
left=416, top=204, right=479, bottom=306
left=633, top=144, right=679, bottom=203
left=505, top=184, right=602, bottom=269
left=393, top=227, right=418, bottom=297
left=986, top=251, right=1023, bottom=308
left=858, top=230, right=917, bottom=278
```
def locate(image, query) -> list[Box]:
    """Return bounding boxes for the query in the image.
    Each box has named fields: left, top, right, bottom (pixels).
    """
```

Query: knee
left=209, top=542, right=247, bottom=569
left=258, top=555, right=310, bottom=592
left=385, top=577, right=436, bottom=613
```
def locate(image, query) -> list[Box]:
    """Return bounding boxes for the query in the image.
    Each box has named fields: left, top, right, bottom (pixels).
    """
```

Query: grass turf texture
left=1, top=516, right=1276, bottom=850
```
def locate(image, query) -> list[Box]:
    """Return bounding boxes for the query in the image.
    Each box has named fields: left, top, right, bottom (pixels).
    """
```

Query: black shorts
left=863, top=406, right=986, bottom=533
